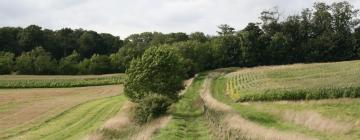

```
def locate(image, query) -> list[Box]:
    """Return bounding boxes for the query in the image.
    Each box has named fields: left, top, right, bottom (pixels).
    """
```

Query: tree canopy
left=0, top=1, right=359, bottom=75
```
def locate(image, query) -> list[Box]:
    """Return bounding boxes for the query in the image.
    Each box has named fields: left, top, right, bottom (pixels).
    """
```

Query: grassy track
left=225, top=60, right=360, bottom=102
left=0, top=74, right=124, bottom=88
left=9, top=95, right=126, bottom=140
left=153, top=74, right=212, bottom=140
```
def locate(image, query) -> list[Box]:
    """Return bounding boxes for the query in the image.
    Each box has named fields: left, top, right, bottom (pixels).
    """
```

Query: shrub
left=0, top=52, right=14, bottom=74
left=134, top=95, right=172, bottom=124
left=124, top=45, right=186, bottom=102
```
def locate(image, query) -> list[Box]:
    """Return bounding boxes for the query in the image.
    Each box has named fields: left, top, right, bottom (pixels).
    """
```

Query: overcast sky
left=1, top=0, right=359, bottom=38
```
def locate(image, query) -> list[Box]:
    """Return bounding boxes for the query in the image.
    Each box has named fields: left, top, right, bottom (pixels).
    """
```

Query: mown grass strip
left=0, top=74, right=124, bottom=88
left=8, top=95, right=126, bottom=140
left=153, top=74, right=212, bottom=140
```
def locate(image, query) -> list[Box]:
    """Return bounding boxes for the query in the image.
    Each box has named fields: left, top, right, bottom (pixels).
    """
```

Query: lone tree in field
left=124, top=45, right=186, bottom=123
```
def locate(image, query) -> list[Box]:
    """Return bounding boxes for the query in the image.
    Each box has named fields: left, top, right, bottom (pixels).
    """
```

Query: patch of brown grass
left=130, top=115, right=171, bottom=140
left=280, top=110, right=352, bottom=134
left=102, top=101, right=135, bottom=130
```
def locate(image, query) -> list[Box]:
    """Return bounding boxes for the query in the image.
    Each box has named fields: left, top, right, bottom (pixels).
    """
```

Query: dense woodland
left=1, top=1, right=360, bottom=75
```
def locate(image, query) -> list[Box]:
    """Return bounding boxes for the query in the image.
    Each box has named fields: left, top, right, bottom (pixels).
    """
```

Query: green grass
left=4, top=95, right=126, bottom=140
left=226, top=60, right=360, bottom=102
left=153, top=74, right=212, bottom=140
left=0, top=74, right=124, bottom=88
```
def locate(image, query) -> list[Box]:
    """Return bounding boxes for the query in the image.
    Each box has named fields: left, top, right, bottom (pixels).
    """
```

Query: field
left=1, top=60, right=360, bottom=140
left=225, top=60, right=360, bottom=102
left=0, top=74, right=127, bottom=140
left=210, top=61, right=360, bottom=139
left=0, top=74, right=125, bottom=88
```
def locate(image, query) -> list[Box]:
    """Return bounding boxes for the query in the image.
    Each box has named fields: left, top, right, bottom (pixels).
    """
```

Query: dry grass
left=130, top=115, right=171, bottom=140
left=280, top=110, right=352, bottom=134
left=102, top=101, right=135, bottom=130
left=0, top=85, right=122, bottom=136
left=201, top=78, right=317, bottom=140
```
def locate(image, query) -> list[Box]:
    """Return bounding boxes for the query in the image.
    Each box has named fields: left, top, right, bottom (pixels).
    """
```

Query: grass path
left=153, top=74, right=212, bottom=140
left=8, top=95, right=126, bottom=140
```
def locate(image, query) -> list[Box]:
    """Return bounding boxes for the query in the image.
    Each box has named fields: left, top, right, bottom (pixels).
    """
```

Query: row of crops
left=0, top=74, right=125, bottom=88
left=225, top=60, right=360, bottom=102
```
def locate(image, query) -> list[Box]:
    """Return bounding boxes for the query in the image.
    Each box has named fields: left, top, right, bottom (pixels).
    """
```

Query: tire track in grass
left=10, top=95, right=126, bottom=140
left=153, top=74, right=212, bottom=140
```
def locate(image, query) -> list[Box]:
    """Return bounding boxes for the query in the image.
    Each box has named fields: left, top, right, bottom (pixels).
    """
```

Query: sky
left=1, top=0, right=360, bottom=38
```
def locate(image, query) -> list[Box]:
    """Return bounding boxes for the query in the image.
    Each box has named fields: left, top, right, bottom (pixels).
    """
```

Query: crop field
left=0, top=74, right=125, bottom=140
left=225, top=60, right=360, bottom=102
left=210, top=61, right=360, bottom=140
left=0, top=74, right=125, bottom=88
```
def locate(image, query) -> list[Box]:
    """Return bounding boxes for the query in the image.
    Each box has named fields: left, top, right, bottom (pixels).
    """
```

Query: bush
left=0, top=52, right=14, bottom=74
left=134, top=95, right=172, bottom=124
left=124, top=45, right=186, bottom=102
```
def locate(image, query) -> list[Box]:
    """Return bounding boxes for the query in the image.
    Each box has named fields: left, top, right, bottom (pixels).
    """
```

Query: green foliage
left=134, top=95, right=172, bottom=124
left=0, top=52, right=14, bottom=74
left=210, top=35, right=241, bottom=67
left=88, top=54, right=112, bottom=74
left=15, top=52, right=34, bottom=74
left=109, top=52, right=126, bottom=73
left=58, top=51, right=80, bottom=74
left=15, top=47, right=55, bottom=74
left=171, top=41, right=211, bottom=76
left=125, top=45, right=186, bottom=123
left=77, top=58, right=91, bottom=74
left=0, top=74, right=124, bottom=88
left=124, top=45, right=186, bottom=103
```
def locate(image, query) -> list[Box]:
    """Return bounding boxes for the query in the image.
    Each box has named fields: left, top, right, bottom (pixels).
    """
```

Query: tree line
left=1, top=1, right=360, bottom=75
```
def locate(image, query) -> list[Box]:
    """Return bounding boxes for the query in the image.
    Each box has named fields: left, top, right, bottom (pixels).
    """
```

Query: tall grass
left=0, top=75, right=124, bottom=88
left=237, top=87, right=360, bottom=102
